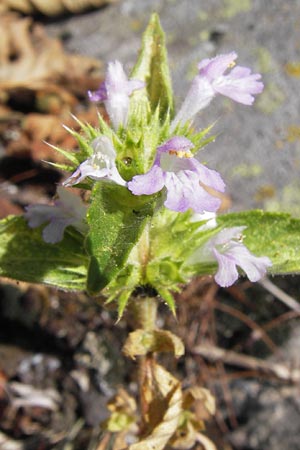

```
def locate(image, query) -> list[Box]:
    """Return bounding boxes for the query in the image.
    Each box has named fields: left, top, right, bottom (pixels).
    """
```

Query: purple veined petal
left=213, top=248, right=240, bottom=287
left=211, top=63, right=264, bottom=105
left=224, top=242, right=272, bottom=282
left=198, top=52, right=238, bottom=79
left=213, top=75, right=264, bottom=105
left=163, top=171, right=190, bottom=212
left=191, top=159, right=226, bottom=193
left=164, top=170, right=221, bottom=213
left=128, top=165, right=165, bottom=195
left=129, top=134, right=224, bottom=214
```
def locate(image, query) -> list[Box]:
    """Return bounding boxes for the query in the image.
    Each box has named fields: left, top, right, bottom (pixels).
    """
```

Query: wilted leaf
left=123, top=329, right=184, bottom=359
left=6, top=108, right=101, bottom=163
left=182, top=387, right=215, bottom=417
left=129, top=361, right=182, bottom=450
left=196, top=433, right=217, bottom=450
left=170, top=386, right=216, bottom=450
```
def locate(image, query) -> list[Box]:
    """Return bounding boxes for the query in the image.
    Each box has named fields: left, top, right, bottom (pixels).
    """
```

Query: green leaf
left=86, top=183, right=155, bottom=294
left=130, top=13, right=173, bottom=119
left=217, top=210, right=300, bottom=274
left=0, top=216, right=88, bottom=290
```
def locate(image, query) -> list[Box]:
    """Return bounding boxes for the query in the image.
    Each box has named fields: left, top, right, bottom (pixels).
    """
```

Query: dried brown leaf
left=128, top=362, right=182, bottom=450
left=5, top=0, right=34, bottom=14
left=1, top=0, right=117, bottom=16
left=183, top=387, right=216, bottom=417
left=0, top=14, right=102, bottom=96
left=195, top=433, right=217, bottom=450
left=123, top=329, right=185, bottom=360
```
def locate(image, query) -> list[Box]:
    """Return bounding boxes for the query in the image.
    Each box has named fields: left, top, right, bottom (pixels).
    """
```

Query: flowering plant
left=1, top=14, right=300, bottom=449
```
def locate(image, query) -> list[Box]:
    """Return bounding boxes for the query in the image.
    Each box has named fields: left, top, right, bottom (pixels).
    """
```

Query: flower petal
left=198, top=52, right=238, bottom=79
left=88, top=60, right=144, bottom=129
left=225, top=243, right=272, bottom=282
left=164, top=171, right=221, bottom=213
left=157, top=136, right=194, bottom=153
left=25, top=188, right=88, bottom=244
left=213, top=248, right=239, bottom=287
left=63, top=136, right=126, bottom=187
left=171, top=77, right=214, bottom=128
left=128, top=165, right=165, bottom=195
left=192, top=159, right=226, bottom=192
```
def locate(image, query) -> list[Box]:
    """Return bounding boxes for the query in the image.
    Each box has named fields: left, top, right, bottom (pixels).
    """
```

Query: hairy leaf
left=0, top=216, right=88, bottom=290
left=86, top=183, right=155, bottom=294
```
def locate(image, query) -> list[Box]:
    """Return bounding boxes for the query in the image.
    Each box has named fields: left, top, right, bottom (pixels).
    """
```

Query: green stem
left=132, top=295, right=158, bottom=330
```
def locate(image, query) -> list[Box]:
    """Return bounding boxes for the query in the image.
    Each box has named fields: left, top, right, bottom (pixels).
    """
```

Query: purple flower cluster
left=24, top=51, right=271, bottom=286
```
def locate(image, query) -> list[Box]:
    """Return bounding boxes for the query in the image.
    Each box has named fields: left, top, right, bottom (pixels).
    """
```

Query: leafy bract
left=0, top=216, right=88, bottom=290
left=130, top=13, right=173, bottom=119
left=86, top=183, right=155, bottom=295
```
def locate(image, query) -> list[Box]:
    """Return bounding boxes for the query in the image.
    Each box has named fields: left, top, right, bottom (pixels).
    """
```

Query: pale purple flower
left=190, top=226, right=272, bottom=287
left=128, top=136, right=225, bottom=213
left=88, top=60, right=144, bottom=129
left=63, top=135, right=126, bottom=187
left=24, top=187, right=88, bottom=244
left=172, top=52, right=264, bottom=128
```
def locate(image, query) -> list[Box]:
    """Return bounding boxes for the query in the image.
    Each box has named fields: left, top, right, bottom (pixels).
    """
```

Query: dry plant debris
left=0, top=13, right=105, bottom=217
left=0, top=13, right=102, bottom=99
left=0, top=0, right=117, bottom=16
